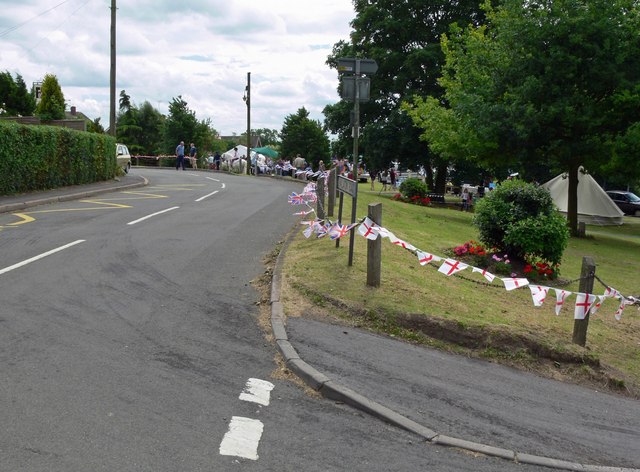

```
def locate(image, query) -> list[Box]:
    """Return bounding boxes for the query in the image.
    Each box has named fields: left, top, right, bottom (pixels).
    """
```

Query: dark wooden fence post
left=328, top=168, right=336, bottom=217
left=367, top=203, right=382, bottom=287
left=316, top=175, right=326, bottom=221
left=572, top=256, right=596, bottom=346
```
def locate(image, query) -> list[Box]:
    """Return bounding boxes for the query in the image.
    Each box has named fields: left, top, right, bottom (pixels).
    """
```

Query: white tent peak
left=541, top=167, right=624, bottom=226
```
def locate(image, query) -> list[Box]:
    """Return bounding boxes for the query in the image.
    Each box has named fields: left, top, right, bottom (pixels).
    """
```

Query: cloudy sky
left=0, top=0, right=355, bottom=136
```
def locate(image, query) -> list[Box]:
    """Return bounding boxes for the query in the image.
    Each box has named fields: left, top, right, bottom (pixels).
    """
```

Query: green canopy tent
left=252, top=146, right=279, bottom=158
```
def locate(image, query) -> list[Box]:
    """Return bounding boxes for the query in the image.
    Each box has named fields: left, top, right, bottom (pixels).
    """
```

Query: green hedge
left=0, top=121, right=117, bottom=195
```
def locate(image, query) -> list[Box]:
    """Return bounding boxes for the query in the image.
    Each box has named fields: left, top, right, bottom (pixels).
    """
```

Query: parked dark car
left=606, top=190, right=640, bottom=216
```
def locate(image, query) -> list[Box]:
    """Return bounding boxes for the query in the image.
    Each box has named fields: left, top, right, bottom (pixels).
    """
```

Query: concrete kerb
left=269, top=187, right=638, bottom=472
left=0, top=176, right=149, bottom=215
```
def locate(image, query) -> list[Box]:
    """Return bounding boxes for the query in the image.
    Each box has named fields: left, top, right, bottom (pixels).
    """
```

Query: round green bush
left=472, top=179, right=569, bottom=265
left=399, top=177, right=429, bottom=199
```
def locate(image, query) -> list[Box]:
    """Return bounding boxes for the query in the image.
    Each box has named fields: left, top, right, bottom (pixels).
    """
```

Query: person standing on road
left=189, top=143, right=198, bottom=169
left=214, top=151, right=221, bottom=170
left=175, top=141, right=185, bottom=170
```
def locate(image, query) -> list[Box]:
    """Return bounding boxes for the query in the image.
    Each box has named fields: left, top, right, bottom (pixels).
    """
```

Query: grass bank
left=279, top=183, right=640, bottom=396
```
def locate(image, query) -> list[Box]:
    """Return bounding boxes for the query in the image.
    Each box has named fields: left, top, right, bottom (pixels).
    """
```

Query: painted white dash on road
left=195, top=190, right=219, bottom=202
left=219, top=416, right=264, bottom=460
left=221, top=183, right=226, bottom=189
left=205, top=177, right=220, bottom=182
left=127, top=206, right=179, bottom=225
left=239, top=378, right=274, bottom=406
left=0, top=240, right=85, bottom=276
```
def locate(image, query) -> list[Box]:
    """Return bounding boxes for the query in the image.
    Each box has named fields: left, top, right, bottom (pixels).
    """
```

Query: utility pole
left=109, top=0, right=116, bottom=136
left=246, top=72, right=251, bottom=175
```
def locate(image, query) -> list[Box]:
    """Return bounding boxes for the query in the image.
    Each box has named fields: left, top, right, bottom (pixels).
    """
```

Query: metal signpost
left=337, top=57, right=378, bottom=266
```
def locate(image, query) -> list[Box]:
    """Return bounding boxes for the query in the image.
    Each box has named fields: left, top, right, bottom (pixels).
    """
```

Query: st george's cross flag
left=553, top=289, right=571, bottom=316
left=574, top=293, right=596, bottom=320
left=438, top=258, right=469, bottom=276
left=357, top=217, right=380, bottom=240
left=613, top=297, right=630, bottom=321
left=529, top=285, right=549, bottom=307
left=603, top=287, right=620, bottom=299
left=589, top=295, right=606, bottom=316
left=388, top=233, right=416, bottom=251
left=416, top=251, right=441, bottom=266
left=472, top=267, right=496, bottom=283
left=501, top=277, right=529, bottom=291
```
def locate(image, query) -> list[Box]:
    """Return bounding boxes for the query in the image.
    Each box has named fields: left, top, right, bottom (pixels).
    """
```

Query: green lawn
left=281, top=182, right=640, bottom=391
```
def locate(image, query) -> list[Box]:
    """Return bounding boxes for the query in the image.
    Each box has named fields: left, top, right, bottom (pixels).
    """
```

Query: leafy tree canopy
left=324, top=0, right=485, bottom=191
left=35, top=73, right=65, bottom=120
left=405, top=0, right=640, bottom=234
left=0, top=71, right=35, bottom=116
left=280, top=107, right=330, bottom=167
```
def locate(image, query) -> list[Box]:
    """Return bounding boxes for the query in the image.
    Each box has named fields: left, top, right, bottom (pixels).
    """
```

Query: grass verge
left=279, top=183, right=640, bottom=397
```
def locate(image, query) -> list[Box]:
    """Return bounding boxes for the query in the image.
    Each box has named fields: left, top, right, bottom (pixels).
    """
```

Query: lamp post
left=243, top=72, right=251, bottom=175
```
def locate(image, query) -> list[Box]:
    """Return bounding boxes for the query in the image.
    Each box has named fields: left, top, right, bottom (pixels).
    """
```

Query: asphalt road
left=0, top=168, right=563, bottom=471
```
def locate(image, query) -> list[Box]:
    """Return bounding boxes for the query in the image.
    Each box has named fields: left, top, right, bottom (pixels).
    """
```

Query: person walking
left=390, top=167, right=397, bottom=190
left=370, top=169, right=377, bottom=191
left=214, top=151, right=221, bottom=170
left=175, top=141, right=185, bottom=170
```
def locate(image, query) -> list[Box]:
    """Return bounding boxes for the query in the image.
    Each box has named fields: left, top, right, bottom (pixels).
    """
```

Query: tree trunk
left=567, top=161, right=580, bottom=237
left=425, top=163, right=434, bottom=191
left=434, top=160, right=448, bottom=195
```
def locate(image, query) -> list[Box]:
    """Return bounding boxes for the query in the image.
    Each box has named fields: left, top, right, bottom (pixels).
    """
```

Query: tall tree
left=324, top=0, right=485, bottom=191
left=404, top=0, right=640, bottom=235
left=0, top=71, right=35, bottom=116
left=136, top=101, right=165, bottom=155
left=13, top=74, right=35, bottom=116
left=162, top=96, right=199, bottom=154
left=280, top=107, right=330, bottom=166
left=35, top=73, right=65, bottom=120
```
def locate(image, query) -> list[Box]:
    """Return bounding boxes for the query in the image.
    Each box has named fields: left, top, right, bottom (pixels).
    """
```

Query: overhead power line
left=0, top=0, right=74, bottom=38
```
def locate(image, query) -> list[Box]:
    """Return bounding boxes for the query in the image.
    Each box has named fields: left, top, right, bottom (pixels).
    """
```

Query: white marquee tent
left=541, top=168, right=624, bottom=226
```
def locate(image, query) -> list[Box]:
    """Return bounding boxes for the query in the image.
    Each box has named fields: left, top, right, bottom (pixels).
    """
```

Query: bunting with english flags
left=287, top=184, right=636, bottom=321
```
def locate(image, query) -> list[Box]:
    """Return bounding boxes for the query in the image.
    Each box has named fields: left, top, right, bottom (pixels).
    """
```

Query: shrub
left=399, top=177, right=429, bottom=200
left=473, top=179, right=569, bottom=266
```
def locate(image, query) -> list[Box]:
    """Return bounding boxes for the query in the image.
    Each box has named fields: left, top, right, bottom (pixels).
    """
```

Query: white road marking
left=219, top=416, right=264, bottom=460
left=221, top=183, right=226, bottom=189
left=0, top=240, right=85, bottom=276
left=126, top=206, right=179, bottom=225
left=205, top=177, right=220, bottom=182
left=239, top=378, right=274, bottom=406
left=195, top=190, right=219, bottom=202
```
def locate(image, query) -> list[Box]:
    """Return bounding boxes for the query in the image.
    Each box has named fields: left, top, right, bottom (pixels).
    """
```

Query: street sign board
left=340, top=76, right=370, bottom=101
left=337, top=57, right=378, bottom=75
left=337, top=175, right=357, bottom=196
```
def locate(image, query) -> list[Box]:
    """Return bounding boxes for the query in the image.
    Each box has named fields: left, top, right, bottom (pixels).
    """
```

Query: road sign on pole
left=337, top=58, right=378, bottom=75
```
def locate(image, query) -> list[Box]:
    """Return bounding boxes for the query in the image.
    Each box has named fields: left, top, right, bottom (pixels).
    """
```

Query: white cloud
left=0, top=0, right=354, bottom=135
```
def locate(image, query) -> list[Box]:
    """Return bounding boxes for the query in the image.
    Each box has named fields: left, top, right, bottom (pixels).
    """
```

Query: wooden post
left=328, top=168, right=336, bottom=217
left=367, top=203, right=382, bottom=287
left=317, top=175, right=326, bottom=221
left=336, top=191, right=344, bottom=249
left=572, top=256, right=596, bottom=347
